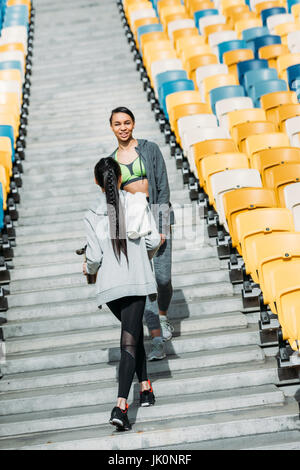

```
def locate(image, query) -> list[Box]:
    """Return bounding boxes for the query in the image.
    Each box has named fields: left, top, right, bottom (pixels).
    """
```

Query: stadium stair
left=0, top=0, right=299, bottom=450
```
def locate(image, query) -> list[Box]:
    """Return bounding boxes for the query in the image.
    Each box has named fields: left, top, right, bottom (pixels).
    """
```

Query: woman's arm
left=152, top=143, right=171, bottom=235
left=84, top=216, right=103, bottom=275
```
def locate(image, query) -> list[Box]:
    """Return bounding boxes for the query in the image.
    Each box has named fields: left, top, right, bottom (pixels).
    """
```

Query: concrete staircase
left=0, top=0, right=299, bottom=450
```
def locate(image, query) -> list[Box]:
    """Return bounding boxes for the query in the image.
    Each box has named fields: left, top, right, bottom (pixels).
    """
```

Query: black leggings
left=107, top=295, right=148, bottom=400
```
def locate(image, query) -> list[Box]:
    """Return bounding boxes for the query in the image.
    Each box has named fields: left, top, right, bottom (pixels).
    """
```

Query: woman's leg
left=110, top=296, right=147, bottom=404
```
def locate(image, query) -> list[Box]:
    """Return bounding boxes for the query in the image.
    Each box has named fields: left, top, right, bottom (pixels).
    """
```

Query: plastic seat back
left=152, top=58, right=183, bottom=96
left=260, top=90, right=298, bottom=122
left=264, top=162, right=300, bottom=205
left=287, top=64, right=300, bottom=91
left=245, top=132, right=290, bottom=165
left=235, top=207, right=294, bottom=274
left=198, top=14, right=226, bottom=35
left=156, top=69, right=188, bottom=104
left=203, top=73, right=237, bottom=104
left=223, top=48, right=254, bottom=79
left=201, top=152, right=249, bottom=204
left=249, top=34, right=282, bottom=58
left=216, top=96, right=254, bottom=128
left=194, top=8, right=219, bottom=28
left=258, top=43, right=289, bottom=68
left=194, top=138, right=238, bottom=175
left=223, top=187, right=277, bottom=249
left=186, top=127, right=230, bottom=172
left=253, top=147, right=300, bottom=183
left=287, top=30, right=300, bottom=53
left=261, top=6, right=286, bottom=25
left=218, top=39, right=247, bottom=63
left=234, top=121, right=277, bottom=152
left=244, top=67, right=278, bottom=99
left=252, top=79, right=288, bottom=107
left=161, top=79, right=195, bottom=117
left=195, top=63, right=228, bottom=100
left=168, top=19, right=195, bottom=41
left=210, top=84, right=245, bottom=114
left=228, top=108, right=267, bottom=137
left=171, top=102, right=211, bottom=138
left=242, top=26, right=269, bottom=43
left=237, top=58, right=268, bottom=86
left=277, top=53, right=300, bottom=80
left=178, top=113, right=218, bottom=150
left=210, top=168, right=262, bottom=226
left=166, top=90, right=204, bottom=125
left=267, top=13, right=294, bottom=33
left=284, top=181, right=300, bottom=230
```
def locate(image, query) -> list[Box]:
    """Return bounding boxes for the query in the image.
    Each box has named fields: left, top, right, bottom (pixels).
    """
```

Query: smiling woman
left=107, top=106, right=175, bottom=361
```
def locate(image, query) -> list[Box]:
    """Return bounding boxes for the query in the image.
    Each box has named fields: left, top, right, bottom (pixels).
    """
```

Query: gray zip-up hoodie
left=84, top=190, right=161, bottom=307
left=107, top=139, right=175, bottom=234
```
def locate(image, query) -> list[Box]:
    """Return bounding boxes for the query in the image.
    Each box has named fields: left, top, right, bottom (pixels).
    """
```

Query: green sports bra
left=115, top=150, right=147, bottom=188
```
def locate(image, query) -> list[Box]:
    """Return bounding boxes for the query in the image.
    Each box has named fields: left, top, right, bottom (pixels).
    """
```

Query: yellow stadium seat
left=228, top=108, right=267, bottom=141
left=260, top=90, right=298, bottom=123
left=264, top=163, right=300, bottom=206
left=171, top=102, right=211, bottom=142
left=176, top=35, right=206, bottom=57
left=258, top=44, right=290, bottom=69
left=235, top=18, right=262, bottom=39
left=174, top=27, right=199, bottom=52
left=202, top=73, right=238, bottom=104
left=233, top=121, right=277, bottom=153
left=0, top=137, right=13, bottom=182
left=277, top=53, right=300, bottom=81
left=223, top=187, right=277, bottom=250
left=166, top=90, right=204, bottom=130
left=255, top=0, right=285, bottom=15
left=223, top=48, right=254, bottom=79
left=291, top=3, right=300, bottom=19
left=203, top=23, right=233, bottom=42
left=186, top=54, right=219, bottom=84
left=194, top=138, right=237, bottom=179
left=140, top=31, right=169, bottom=57
left=244, top=132, right=290, bottom=166
left=235, top=207, right=294, bottom=274
left=275, top=22, right=300, bottom=45
left=133, top=17, right=159, bottom=44
left=180, top=44, right=213, bottom=70
left=224, top=4, right=250, bottom=29
left=252, top=147, right=300, bottom=184
left=146, top=49, right=178, bottom=84
left=276, top=103, right=300, bottom=131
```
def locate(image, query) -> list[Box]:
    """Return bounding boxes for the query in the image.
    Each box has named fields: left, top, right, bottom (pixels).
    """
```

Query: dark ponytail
left=94, top=157, right=128, bottom=264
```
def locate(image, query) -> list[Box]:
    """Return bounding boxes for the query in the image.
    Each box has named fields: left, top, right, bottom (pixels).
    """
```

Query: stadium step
left=0, top=0, right=299, bottom=450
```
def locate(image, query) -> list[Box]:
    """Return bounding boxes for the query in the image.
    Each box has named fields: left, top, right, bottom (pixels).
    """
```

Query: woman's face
left=110, top=112, right=135, bottom=143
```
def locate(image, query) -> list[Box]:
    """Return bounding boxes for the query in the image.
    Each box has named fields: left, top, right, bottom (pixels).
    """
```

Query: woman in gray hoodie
left=83, top=157, right=161, bottom=431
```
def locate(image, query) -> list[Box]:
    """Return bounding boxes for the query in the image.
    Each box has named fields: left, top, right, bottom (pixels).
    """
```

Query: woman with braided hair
left=108, top=106, right=175, bottom=361
left=83, top=157, right=161, bottom=431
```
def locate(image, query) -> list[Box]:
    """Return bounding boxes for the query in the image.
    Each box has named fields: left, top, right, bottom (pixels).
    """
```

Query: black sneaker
left=140, top=381, right=156, bottom=407
left=109, top=405, right=132, bottom=431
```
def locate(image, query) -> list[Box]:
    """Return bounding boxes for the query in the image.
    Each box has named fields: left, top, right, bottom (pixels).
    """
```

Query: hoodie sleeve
left=84, top=215, right=103, bottom=275
left=152, top=143, right=171, bottom=235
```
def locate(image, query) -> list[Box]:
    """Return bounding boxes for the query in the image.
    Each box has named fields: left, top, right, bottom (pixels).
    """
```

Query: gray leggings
left=144, top=229, right=173, bottom=331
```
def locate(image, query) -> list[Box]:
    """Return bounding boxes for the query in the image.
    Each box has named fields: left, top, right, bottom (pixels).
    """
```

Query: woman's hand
left=82, top=262, right=88, bottom=275
left=160, top=233, right=166, bottom=245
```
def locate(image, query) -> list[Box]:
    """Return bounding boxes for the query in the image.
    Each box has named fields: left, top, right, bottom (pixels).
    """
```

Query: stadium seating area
left=120, top=0, right=300, bottom=368
left=0, top=0, right=33, bottom=315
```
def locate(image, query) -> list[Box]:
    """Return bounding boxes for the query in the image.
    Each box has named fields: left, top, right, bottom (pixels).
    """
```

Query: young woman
left=107, top=106, right=175, bottom=361
left=83, top=157, right=161, bottom=431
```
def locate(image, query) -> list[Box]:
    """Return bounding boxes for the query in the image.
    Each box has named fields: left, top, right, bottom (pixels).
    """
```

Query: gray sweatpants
left=144, top=228, right=173, bottom=331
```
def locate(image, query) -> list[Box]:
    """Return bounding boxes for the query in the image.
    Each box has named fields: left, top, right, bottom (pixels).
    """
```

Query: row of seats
left=0, top=0, right=33, bottom=311
left=121, top=0, right=300, bottom=360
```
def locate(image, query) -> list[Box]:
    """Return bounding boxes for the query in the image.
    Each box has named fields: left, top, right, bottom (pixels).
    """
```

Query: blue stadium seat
left=209, top=85, right=245, bottom=114
left=261, top=7, right=287, bottom=25
left=287, top=64, right=300, bottom=91
left=194, top=9, right=218, bottom=28
left=0, top=60, right=23, bottom=77
left=242, top=26, right=269, bottom=43
left=244, top=68, right=278, bottom=99
left=248, top=35, right=282, bottom=58
left=237, top=59, right=268, bottom=86
left=160, top=79, right=195, bottom=117
left=137, top=23, right=163, bottom=49
left=218, top=39, right=247, bottom=63
left=252, top=79, right=288, bottom=107
left=156, top=69, right=188, bottom=104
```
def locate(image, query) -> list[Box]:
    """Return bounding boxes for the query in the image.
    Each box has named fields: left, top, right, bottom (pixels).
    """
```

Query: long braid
left=95, top=157, right=128, bottom=263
